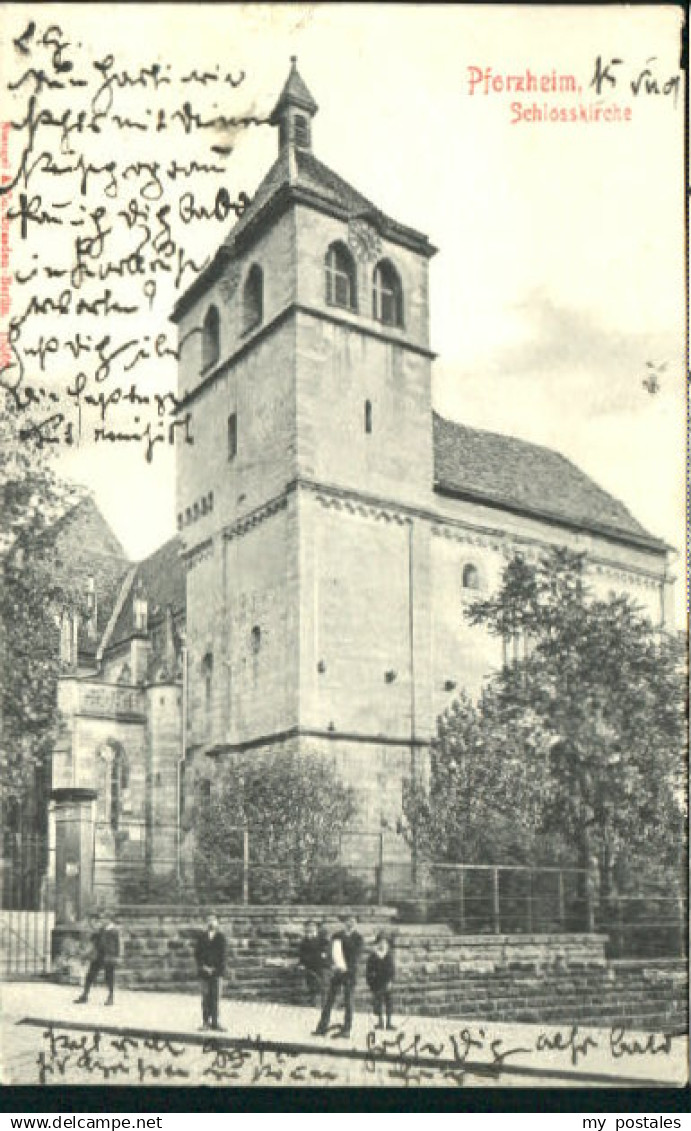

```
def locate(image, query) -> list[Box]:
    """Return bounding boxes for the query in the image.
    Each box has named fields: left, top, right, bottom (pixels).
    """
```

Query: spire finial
left=269, top=59, right=318, bottom=156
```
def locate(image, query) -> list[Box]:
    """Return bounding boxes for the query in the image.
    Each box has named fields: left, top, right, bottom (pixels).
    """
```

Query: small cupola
left=269, top=57, right=318, bottom=155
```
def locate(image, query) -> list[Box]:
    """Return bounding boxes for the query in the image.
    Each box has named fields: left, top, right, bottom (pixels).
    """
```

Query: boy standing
left=195, top=912, right=227, bottom=1031
left=297, top=921, right=329, bottom=1006
left=366, top=933, right=395, bottom=1030
left=74, top=912, right=120, bottom=1006
left=313, top=916, right=363, bottom=1038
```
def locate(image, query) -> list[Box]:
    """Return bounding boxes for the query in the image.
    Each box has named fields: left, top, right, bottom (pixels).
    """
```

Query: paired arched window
left=372, top=259, right=403, bottom=327
left=462, top=563, right=481, bottom=591
left=202, top=305, right=220, bottom=371
left=243, top=264, right=263, bottom=333
left=325, top=242, right=357, bottom=311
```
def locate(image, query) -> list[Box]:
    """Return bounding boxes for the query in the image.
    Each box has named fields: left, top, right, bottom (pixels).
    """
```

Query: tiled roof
left=433, top=412, right=663, bottom=550
left=107, top=536, right=185, bottom=649
left=220, top=148, right=430, bottom=255
left=172, top=80, right=435, bottom=323
left=269, top=60, right=318, bottom=119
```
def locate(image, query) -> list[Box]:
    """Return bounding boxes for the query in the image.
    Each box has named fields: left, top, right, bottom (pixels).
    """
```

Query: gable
left=105, top=535, right=186, bottom=652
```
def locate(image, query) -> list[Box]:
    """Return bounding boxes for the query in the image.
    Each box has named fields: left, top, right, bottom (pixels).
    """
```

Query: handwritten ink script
left=0, top=17, right=266, bottom=460
left=30, top=1022, right=678, bottom=1087
left=36, top=1027, right=340, bottom=1087
left=590, top=56, right=682, bottom=105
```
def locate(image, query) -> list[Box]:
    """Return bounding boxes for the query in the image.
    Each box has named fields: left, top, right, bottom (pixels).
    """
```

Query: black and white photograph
left=0, top=2, right=687, bottom=1094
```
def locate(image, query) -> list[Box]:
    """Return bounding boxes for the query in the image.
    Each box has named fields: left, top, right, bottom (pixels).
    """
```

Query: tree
left=403, top=689, right=557, bottom=867
left=405, top=548, right=686, bottom=900
left=194, top=750, right=361, bottom=904
left=0, top=391, right=81, bottom=845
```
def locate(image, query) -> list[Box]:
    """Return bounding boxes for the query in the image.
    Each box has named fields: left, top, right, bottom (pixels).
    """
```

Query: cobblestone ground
left=1, top=981, right=687, bottom=1089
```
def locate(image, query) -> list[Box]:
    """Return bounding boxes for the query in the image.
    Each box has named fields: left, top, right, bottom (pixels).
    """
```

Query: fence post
left=526, top=869, right=533, bottom=934
left=616, top=897, right=624, bottom=959
left=492, top=867, right=500, bottom=934
left=458, top=867, right=466, bottom=933
left=585, top=866, right=595, bottom=933
left=557, top=871, right=565, bottom=931
left=242, top=827, right=249, bottom=905
left=376, top=833, right=384, bottom=907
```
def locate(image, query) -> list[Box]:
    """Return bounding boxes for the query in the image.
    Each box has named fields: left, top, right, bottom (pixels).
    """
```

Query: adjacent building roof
left=433, top=412, right=665, bottom=552
left=105, top=535, right=185, bottom=650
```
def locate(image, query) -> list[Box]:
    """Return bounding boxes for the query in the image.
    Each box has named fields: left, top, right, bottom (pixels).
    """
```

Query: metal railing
left=383, top=861, right=593, bottom=935
left=1, top=835, right=55, bottom=977
left=44, top=818, right=687, bottom=958
left=596, top=892, right=687, bottom=960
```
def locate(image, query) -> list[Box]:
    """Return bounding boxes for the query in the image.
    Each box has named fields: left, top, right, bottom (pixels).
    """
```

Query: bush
left=195, top=750, right=359, bottom=906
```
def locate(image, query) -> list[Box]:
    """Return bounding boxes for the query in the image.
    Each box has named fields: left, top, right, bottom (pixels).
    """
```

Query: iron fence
left=0, top=834, right=55, bottom=977
left=596, top=892, right=687, bottom=960
left=31, top=818, right=687, bottom=960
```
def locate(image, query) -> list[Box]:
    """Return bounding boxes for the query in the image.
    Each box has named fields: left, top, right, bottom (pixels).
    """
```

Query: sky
left=1, top=3, right=686, bottom=619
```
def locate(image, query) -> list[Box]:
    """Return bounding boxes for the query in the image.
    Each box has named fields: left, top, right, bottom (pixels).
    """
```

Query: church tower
left=171, top=61, right=438, bottom=850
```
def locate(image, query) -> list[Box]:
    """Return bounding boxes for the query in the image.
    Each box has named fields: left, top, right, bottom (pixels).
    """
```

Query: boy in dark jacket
left=75, top=913, right=120, bottom=1005
left=366, top=933, right=395, bottom=1030
left=297, top=921, right=330, bottom=1006
left=195, top=912, right=227, bottom=1031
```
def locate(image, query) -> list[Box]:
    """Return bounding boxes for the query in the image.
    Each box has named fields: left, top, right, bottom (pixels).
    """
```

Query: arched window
left=364, top=399, right=373, bottom=434
left=227, top=412, right=238, bottom=461
left=110, top=747, right=128, bottom=833
left=202, top=305, right=220, bottom=371
left=198, top=777, right=212, bottom=820
left=202, top=652, right=213, bottom=715
left=243, top=264, right=263, bottom=333
left=462, top=563, right=480, bottom=591
left=325, top=242, right=357, bottom=311
left=372, top=259, right=403, bottom=327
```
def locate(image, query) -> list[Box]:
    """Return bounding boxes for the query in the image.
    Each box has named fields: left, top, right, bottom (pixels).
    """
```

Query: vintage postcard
left=0, top=2, right=687, bottom=1094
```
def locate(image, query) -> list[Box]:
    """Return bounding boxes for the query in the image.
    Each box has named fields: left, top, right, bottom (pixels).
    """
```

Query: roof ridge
left=96, top=565, right=138, bottom=664
left=432, top=411, right=661, bottom=548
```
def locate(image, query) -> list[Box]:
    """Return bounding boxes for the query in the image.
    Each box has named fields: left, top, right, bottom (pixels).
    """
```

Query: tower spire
left=269, top=58, right=318, bottom=156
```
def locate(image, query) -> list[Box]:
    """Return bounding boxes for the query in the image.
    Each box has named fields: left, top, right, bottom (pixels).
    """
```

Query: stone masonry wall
left=52, top=909, right=687, bottom=1031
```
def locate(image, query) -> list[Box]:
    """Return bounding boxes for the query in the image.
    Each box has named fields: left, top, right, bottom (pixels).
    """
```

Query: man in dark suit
left=313, top=915, right=363, bottom=1038
left=195, top=912, right=227, bottom=1031
left=297, top=920, right=330, bottom=1006
left=75, top=912, right=120, bottom=1005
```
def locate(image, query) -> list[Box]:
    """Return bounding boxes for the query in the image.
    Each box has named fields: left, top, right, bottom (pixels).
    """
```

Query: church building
left=49, top=62, right=674, bottom=907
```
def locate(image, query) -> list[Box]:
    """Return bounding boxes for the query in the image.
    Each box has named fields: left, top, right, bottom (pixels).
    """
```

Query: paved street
left=1, top=980, right=687, bottom=1088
